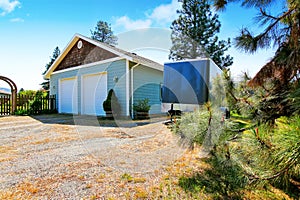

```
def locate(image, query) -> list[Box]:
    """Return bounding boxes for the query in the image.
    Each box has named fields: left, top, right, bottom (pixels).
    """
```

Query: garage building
left=44, top=34, right=163, bottom=117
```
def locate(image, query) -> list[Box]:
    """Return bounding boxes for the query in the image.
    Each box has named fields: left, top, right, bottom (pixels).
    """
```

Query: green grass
left=120, top=173, right=133, bottom=182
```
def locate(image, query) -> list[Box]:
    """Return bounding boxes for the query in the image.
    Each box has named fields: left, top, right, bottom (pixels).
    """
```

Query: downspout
left=130, top=63, right=141, bottom=118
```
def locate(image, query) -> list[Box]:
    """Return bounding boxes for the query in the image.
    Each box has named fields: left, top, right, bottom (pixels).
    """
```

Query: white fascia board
left=51, top=57, right=125, bottom=76
left=148, top=64, right=164, bottom=72
left=131, top=59, right=163, bottom=72
left=44, top=34, right=80, bottom=79
left=134, top=61, right=163, bottom=72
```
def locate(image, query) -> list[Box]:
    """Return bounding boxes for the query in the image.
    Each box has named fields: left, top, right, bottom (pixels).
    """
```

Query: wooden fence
left=0, top=96, right=11, bottom=115
left=0, top=95, right=56, bottom=115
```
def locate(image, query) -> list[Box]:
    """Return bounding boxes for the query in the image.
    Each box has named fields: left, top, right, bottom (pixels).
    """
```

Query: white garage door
left=82, top=73, right=107, bottom=116
left=59, top=77, right=78, bottom=114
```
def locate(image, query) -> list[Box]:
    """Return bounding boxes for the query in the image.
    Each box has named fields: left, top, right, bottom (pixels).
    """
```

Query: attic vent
left=77, top=40, right=83, bottom=49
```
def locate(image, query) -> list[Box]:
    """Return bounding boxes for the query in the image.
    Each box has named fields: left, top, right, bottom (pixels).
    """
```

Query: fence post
left=50, top=95, right=56, bottom=111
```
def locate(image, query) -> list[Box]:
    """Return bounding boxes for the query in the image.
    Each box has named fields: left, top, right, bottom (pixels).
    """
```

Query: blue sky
left=0, top=0, right=277, bottom=90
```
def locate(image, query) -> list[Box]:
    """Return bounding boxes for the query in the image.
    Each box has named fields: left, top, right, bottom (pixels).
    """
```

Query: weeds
left=121, top=173, right=133, bottom=182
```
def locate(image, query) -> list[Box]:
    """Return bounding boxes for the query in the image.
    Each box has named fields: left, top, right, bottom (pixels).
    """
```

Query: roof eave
left=43, top=33, right=134, bottom=79
left=145, top=63, right=164, bottom=71
left=131, top=58, right=163, bottom=71
left=43, top=34, right=80, bottom=79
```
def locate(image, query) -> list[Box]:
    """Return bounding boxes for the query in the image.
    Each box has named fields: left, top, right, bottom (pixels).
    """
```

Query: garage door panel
left=82, top=73, right=107, bottom=116
left=59, top=78, right=78, bottom=114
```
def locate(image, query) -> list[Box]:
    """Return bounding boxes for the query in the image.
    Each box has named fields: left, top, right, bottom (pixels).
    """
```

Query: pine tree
left=90, top=20, right=117, bottom=45
left=41, top=47, right=60, bottom=91
left=213, top=0, right=300, bottom=88
left=169, top=0, right=233, bottom=69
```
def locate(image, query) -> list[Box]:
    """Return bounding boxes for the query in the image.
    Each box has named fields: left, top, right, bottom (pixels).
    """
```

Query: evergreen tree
left=169, top=0, right=233, bottom=69
left=211, top=0, right=300, bottom=120
left=213, top=0, right=299, bottom=88
left=41, top=47, right=60, bottom=91
left=19, top=88, right=24, bottom=93
left=90, top=20, right=117, bottom=45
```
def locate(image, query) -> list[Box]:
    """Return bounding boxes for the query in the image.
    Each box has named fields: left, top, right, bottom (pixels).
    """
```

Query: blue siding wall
left=50, top=59, right=127, bottom=116
left=132, top=65, right=163, bottom=114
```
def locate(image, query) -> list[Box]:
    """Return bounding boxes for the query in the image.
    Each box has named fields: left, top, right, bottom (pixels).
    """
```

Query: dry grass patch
left=0, top=190, right=32, bottom=200
left=243, top=187, right=293, bottom=200
left=149, top=147, right=211, bottom=199
left=134, top=186, right=149, bottom=199
left=30, top=136, right=76, bottom=145
left=0, top=180, right=40, bottom=199
left=133, top=177, right=147, bottom=183
left=0, top=145, right=18, bottom=162
left=0, top=146, right=17, bottom=154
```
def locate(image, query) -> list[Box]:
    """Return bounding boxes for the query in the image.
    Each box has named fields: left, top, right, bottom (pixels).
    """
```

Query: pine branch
left=248, top=163, right=294, bottom=182
left=254, top=128, right=272, bottom=149
left=259, top=8, right=277, bottom=20
left=235, top=7, right=296, bottom=52
left=257, top=8, right=295, bottom=40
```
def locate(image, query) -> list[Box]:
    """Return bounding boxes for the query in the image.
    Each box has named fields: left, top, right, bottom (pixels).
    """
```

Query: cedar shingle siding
left=54, top=40, right=118, bottom=72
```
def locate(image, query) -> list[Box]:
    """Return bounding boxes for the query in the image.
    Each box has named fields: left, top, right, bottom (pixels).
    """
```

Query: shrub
left=103, top=89, right=121, bottom=114
left=133, top=98, right=150, bottom=112
left=14, top=109, right=30, bottom=116
left=30, top=99, right=42, bottom=113
left=174, top=105, right=224, bottom=150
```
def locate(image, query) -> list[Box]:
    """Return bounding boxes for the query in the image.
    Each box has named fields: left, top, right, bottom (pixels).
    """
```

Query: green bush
left=103, top=89, right=121, bottom=114
left=133, top=98, right=151, bottom=112
left=174, top=106, right=223, bottom=149
left=14, top=109, right=30, bottom=116
left=30, top=99, right=42, bottom=113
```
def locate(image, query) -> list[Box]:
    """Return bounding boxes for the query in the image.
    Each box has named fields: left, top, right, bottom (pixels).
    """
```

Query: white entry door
left=59, top=77, right=78, bottom=114
left=81, top=73, right=107, bottom=116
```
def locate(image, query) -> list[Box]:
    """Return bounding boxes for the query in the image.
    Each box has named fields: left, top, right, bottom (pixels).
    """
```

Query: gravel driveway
left=0, top=114, right=186, bottom=199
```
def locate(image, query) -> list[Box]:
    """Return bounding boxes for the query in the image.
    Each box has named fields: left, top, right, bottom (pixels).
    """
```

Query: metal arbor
left=0, top=76, right=17, bottom=114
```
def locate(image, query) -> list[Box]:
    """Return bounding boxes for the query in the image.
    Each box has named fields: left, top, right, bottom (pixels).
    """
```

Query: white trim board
left=58, top=76, right=78, bottom=114
left=51, top=57, right=124, bottom=76
left=125, top=60, right=130, bottom=116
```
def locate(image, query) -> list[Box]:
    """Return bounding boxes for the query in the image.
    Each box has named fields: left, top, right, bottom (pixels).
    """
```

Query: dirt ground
left=0, top=114, right=188, bottom=199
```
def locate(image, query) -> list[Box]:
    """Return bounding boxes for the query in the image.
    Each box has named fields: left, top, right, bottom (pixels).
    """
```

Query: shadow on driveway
left=31, top=114, right=168, bottom=128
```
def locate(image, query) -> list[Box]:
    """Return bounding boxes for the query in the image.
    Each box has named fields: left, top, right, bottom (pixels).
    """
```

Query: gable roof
left=44, top=33, right=163, bottom=79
